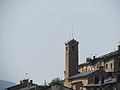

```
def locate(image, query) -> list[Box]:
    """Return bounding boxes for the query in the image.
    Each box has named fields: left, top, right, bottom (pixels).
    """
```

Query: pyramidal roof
left=65, top=39, right=79, bottom=45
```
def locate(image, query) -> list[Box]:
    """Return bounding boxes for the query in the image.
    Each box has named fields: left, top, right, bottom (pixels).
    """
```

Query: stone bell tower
left=64, top=39, right=79, bottom=87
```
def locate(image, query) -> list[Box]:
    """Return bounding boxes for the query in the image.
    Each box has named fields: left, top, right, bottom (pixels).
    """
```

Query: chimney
left=20, top=81, right=22, bottom=84
left=118, top=45, right=120, bottom=51
left=93, top=56, right=96, bottom=59
left=86, top=57, right=92, bottom=62
left=30, top=80, right=33, bottom=84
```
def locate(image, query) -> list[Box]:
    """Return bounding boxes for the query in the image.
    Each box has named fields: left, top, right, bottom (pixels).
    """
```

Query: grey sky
left=0, top=0, right=120, bottom=84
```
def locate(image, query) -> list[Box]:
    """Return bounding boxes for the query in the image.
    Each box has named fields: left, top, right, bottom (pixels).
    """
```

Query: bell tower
left=64, top=39, right=79, bottom=87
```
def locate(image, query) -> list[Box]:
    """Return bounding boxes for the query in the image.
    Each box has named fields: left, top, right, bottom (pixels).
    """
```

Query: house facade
left=6, top=79, right=38, bottom=90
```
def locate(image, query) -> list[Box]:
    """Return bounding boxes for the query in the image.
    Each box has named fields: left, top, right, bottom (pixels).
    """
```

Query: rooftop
left=84, top=77, right=117, bottom=87
left=79, top=49, right=120, bottom=67
left=69, top=70, right=98, bottom=79
left=65, top=39, right=79, bottom=45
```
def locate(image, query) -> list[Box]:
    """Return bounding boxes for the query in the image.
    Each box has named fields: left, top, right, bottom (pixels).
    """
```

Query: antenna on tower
left=72, top=24, right=74, bottom=39
left=90, top=54, right=93, bottom=58
left=25, top=73, right=28, bottom=79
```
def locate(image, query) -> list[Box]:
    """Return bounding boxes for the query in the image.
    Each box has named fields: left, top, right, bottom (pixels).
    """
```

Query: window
left=80, top=87, right=83, bottom=90
left=94, top=88, right=97, bottom=90
left=106, top=64, right=108, bottom=69
left=66, top=46, right=68, bottom=51
left=119, top=62, right=120, bottom=68
left=94, top=76, right=99, bottom=84
left=111, top=63, right=112, bottom=68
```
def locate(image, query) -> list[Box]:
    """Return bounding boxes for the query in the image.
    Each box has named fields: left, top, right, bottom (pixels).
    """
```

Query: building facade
left=6, top=79, right=38, bottom=90
left=64, top=39, right=120, bottom=90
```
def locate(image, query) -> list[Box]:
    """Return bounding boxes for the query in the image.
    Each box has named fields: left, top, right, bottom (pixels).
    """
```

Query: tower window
left=72, top=46, right=75, bottom=52
left=66, top=46, right=68, bottom=51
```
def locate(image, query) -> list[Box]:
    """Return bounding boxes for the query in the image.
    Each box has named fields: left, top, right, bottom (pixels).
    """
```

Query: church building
left=64, top=39, right=120, bottom=90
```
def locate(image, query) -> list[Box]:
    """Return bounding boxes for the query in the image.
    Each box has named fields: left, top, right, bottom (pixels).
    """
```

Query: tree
left=49, top=77, right=63, bottom=86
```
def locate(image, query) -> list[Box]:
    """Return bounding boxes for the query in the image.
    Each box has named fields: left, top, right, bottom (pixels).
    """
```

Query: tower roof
left=65, top=39, right=79, bottom=45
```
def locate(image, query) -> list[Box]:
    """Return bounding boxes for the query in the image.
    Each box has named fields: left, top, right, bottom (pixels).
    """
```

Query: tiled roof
left=98, top=50, right=119, bottom=60
left=69, top=70, right=98, bottom=79
left=84, top=77, right=117, bottom=87
left=79, top=50, right=120, bottom=67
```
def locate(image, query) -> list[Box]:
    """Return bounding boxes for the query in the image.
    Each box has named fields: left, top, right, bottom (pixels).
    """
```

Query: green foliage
left=49, top=77, right=63, bottom=86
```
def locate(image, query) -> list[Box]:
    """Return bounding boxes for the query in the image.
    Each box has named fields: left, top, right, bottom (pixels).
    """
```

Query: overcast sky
left=0, top=0, right=120, bottom=85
